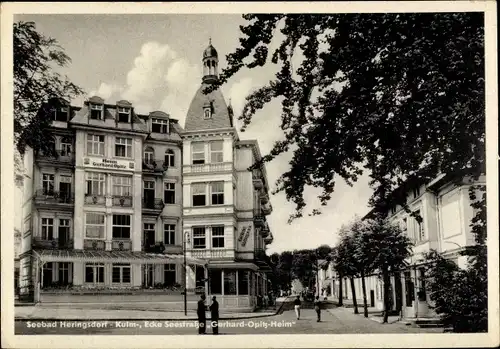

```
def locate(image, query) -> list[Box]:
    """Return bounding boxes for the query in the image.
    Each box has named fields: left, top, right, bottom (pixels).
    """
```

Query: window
left=53, top=106, right=69, bottom=121
left=42, top=174, right=55, bottom=195
left=164, top=182, right=176, bottom=204
left=87, top=134, right=105, bottom=156
left=165, top=149, right=175, bottom=167
left=112, top=263, right=131, bottom=284
left=85, top=213, right=105, bottom=239
left=144, top=147, right=154, bottom=165
left=193, top=227, right=206, bottom=248
left=238, top=270, right=249, bottom=295
left=41, top=218, right=54, bottom=240
left=117, top=107, right=130, bottom=123
left=58, top=219, right=71, bottom=244
left=209, top=269, right=222, bottom=294
left=90, top=104, right=103, bottom=120
left=60, top=137, right=72, bottom=156
left=112, top=175, right=132, bottom=196
left=85, top=263, right=104, bottom=283
left=58, top=262, right=70, bottom=285
left=192, top=183, right=206, bottom=206
left=115, top=137, right=132, bottom=158
left=418, top=268, right=427, bottom=301
left=164, top=224, right=176, bottom=245
left=210, top=182, right=224, bottom=205
left=224, top=270, right=237, bottom=295
left=210, top=141, right=223, bottom=163
left=204, top=108, right=212, bottom=119
left=414, top=210, right=425, bottom=242
left=143, top=223, right=156, bottom=247
left=163, top=264, right=176, bottom=286
left=211, top=226, right=225, bottom=248
left=192, top=142, right=205, bottom=164
left=152, top=118, right=169, bottom=133
left=86, top=172, right=106, bottom=196
left=112, top=215, right=131, bottom=239
left=413, top=187, right=421, bottom=198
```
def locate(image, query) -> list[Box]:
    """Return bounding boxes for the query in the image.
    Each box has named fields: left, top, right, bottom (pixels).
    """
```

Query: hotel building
left=18, top=42, right=274, bottom=312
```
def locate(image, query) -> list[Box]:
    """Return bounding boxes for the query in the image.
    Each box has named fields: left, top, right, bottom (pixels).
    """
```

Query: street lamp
left=183, top=231, right=190, bottom=316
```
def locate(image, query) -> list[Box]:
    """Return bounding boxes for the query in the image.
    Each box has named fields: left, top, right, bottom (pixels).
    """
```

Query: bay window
left=112, top=175, right=132, bottom=196
left=85, top=213, right=105, bottom=239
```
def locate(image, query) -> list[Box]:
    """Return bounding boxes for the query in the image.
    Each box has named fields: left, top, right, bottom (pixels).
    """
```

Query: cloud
left=88, top=82, right=124, bottom=101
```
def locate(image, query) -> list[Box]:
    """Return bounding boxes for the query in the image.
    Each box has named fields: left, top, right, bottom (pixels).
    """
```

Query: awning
left=33, top=249, right=207, bottom=266
left=207, top=262, right=259, bottom=271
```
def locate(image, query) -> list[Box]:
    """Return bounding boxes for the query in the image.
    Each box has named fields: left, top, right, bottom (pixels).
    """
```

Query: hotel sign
left=83, top=157, right=134, bottom=171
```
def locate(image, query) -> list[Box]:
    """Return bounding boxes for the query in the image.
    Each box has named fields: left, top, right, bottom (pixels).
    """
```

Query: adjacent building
left=18, top=41, right=274, bottom=312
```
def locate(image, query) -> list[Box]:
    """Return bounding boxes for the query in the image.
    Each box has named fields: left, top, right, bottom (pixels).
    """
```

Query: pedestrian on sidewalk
left=197, top=294, right=207, bottom=334
left=314, top=296, right=322, bottom=322
left=294, top=295, right=301, bottom=320
left=209, top=296, right=219, bottom=335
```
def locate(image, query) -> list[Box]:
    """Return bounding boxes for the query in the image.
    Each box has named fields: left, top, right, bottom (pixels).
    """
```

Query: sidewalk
left=15, top=305, right=277, bottom=321
left=332, top=300, right=401, bottom=324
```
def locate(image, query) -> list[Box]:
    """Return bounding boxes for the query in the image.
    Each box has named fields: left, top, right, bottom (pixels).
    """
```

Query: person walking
left=314, top=296, right=322, bottom=322
left=209, top=296, right=219, bottom=335
left=197, top=294, right=207, bottom=334
left=294, top=295, right=302, bottom=320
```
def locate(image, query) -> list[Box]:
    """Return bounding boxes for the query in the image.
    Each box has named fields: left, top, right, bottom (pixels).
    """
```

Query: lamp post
left=183, top=231, right=190, bottom=316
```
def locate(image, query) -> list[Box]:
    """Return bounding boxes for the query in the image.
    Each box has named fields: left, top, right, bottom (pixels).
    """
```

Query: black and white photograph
left=1, top=1, right=498, bottom=348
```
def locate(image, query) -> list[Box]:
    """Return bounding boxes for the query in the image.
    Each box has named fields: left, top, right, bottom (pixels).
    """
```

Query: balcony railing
left=189, top=249, right=233, bottom=259
left=112, top=195, right=133, bottom=207
left=112, top=239, right=132, bottom=251
left=142, top=198, right=165, bottom=210
left=83, top=239, right=106, bottom=250
left=34, top=190, right=74, bottom=204
left=37, top=149, right=75, bottom=163
left=184, top=162, right=232, bottom=174
left=84, top=195, right=106, bottom=205
left=143, top=160, right=168, bottom=174
left=32, top=237, right=73, bottom=249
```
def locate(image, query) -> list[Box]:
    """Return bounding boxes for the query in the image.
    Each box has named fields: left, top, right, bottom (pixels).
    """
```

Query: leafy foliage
left=206, top=13, right=484, bottom=223
left=14, top=21, right=84, bottom=157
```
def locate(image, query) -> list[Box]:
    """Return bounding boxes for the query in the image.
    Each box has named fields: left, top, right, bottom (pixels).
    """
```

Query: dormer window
left=204, top=108, right=212, bottom=119
left=53, top=107, right=69, bottom=122
left=117, top=107, right=130, bottom=123
left=90, top=104, right=103, bottom=120
left=152, top=118, right=169, bottom=134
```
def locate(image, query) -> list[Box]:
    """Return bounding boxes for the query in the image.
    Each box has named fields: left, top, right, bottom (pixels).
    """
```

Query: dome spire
left=202, top=39, right=219, bottom=84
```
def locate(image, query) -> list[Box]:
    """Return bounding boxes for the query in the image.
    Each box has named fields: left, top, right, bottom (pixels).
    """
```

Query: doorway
left=59, top=176, right=72, bottom=202
left=144, top=181, right=155, bottom=208
left=370, top=290, right=375, bottom=307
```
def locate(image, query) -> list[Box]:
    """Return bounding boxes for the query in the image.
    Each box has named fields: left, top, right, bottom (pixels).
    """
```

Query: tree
left=330, top=246, right=343, bottom=306
left=14, top=21, right=83, bottom=160
left=205, top=13, right=484, bottom=224
left=362, top=218, right=413, bottom=323
left=351, top=218, right=374, bottom=318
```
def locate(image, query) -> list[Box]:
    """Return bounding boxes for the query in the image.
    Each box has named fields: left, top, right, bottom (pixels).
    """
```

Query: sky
left=14, top=14, right=374, bottom=253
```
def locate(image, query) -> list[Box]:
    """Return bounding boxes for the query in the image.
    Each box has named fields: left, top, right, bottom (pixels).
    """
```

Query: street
left=15, top=307, right=443, bottom=335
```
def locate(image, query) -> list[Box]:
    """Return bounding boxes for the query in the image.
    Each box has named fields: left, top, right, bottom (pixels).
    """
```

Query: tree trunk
left=338, top=273, right=343, bottom=306
left=349, top=277, right=359, bottom=314
left=361, top=270, right=368, bottom=318
left=382, top=270, right=391, bottom=324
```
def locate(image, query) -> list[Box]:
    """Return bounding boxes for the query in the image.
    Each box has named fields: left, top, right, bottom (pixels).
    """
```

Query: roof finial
left=209, top=37, right=212, bottom=45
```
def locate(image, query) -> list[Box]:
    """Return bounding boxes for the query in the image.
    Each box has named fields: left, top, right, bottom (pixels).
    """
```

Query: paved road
left=15, top=307, right=444, bottom=335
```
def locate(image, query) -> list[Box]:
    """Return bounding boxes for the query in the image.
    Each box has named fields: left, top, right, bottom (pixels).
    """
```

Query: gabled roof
left=184, top=83, right=233, bottom=132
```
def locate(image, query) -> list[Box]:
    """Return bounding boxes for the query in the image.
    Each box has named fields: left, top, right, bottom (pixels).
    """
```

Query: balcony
left=143, top=160, right=168, bottom=175
left=142, top=198, right=165, bottom=216
left=34, top=190, right=74, bottom=210
left=112, top=239, right=132, bottom=251
left=83, top=239, right=106, bottom=250
left=264, top=232, right=274, bottom=245
left=183, top=162, right=232, bottom=174
left=189, top=249, right=234, bottom=259
left=32, top=237, right=73, bottom=250
left=112, top=195, right=133, bottom=207
left=36, top=149, right=75, bottom=165
left=261, top=202, right=273, bottom=215
left=84, top=195, right=106, bottom=205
